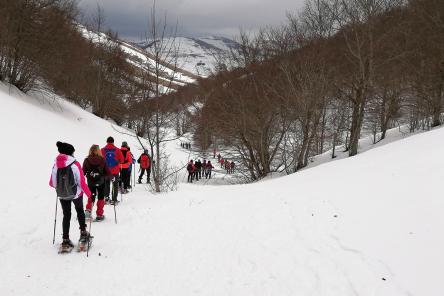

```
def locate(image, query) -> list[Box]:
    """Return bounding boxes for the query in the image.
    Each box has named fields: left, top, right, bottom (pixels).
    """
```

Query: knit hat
left=107, top=136, right=114, bottom=143
left=56, top=141, right=75, bottom=156
left=122, top=141, right=128, bottom=148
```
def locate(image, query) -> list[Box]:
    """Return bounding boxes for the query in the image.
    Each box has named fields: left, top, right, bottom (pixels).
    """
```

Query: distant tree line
left=182, top=0, right=444, bottom=181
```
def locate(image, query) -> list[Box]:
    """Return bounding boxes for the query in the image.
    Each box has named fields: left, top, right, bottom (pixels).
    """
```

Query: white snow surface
left=1, top=83, right=443, bottom=296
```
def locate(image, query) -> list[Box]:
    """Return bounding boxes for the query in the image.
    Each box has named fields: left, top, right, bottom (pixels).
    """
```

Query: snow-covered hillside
left=135, top=36, right=238, bottom=76
left=79, top=26, right=198, bottom=92
left=1, top=84, right=443, bottom=296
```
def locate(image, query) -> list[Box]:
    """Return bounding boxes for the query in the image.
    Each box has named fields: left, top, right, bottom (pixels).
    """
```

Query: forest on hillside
left=178, top=0, right=444, bottom=181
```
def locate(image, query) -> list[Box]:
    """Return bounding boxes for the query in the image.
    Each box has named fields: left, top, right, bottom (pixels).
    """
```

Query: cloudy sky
left=78, top=0, right=305, bottom=41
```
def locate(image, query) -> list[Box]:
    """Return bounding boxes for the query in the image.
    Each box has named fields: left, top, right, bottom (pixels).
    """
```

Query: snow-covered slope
left=1, top=84, right=443, bottom=296
left=79, top=26, right=198, bottom=92
left=135, top=36, right=238, bottom=77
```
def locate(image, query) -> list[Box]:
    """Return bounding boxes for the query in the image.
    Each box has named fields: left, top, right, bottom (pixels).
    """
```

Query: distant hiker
left=101, top=137, right=124, bottom=205
left=128, top=147, right=135, bottom=189
left=225, top=160, right=230, bottom=173
left=205, top=161, right=214, bottom=179
left=195, top=159, right=202, bottom=180
left=187, top=160, right=195, bottom=183
left=138, top=149, right=151, bottom=183
left=213, top=148, right=216, bottom=158
left=202, top=159, right=207, bottom=176
left=83, top=144, right=109, bottom=221
left=217, top=153, right=221, bottom=162
left=220, top=158, right=224, bottom=168
left=230, top=161, right=235, bottom=173
left=120, top=141, right=133, bottom=194
left=49, top=141, right=91, bottom=249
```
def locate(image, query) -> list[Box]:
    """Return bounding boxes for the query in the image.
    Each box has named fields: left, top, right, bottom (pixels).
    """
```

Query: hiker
left=127, top=147, right=135, bottom=189
left=213, top=148, right=216, bottom=158
left=225, top=160, right=230, bottom=173
left=49, top=141, right=91, bottom=249
left=138, top=149, right=151, bottom=183
left=101, top=137, right=124, bottom=205
left=120, top=141, right=133, bottom=194
left=83, top=144, right=109, bottom=221
left=220, top=158, right=224, bottom=168
left=195, top=159, right=202, bottom=180
left=205, top=160, right=214, bottom=179
left=202, top=159, right=207, bottom=176
left=187, top=160, right=195, bottom=183
left=217, top=153, right=221, bottom=162
left=230, top=161, right=235, bottom=173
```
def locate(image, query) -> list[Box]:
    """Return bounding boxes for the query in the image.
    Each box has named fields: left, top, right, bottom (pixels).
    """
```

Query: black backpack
left=56, top=161, right=77, bottom=199
left=88, top=163, right=104, bottom=187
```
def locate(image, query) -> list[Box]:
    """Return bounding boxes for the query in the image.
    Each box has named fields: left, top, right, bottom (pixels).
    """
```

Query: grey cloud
left=78, top=0, right=305, bottom=40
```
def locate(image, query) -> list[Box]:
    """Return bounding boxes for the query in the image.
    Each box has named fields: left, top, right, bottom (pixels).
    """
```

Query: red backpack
left=140, top=154, right=150, bottom=169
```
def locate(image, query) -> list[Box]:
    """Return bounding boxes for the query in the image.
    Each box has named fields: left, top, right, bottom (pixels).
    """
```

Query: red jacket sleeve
left=116, top=149, right=124, bottom=164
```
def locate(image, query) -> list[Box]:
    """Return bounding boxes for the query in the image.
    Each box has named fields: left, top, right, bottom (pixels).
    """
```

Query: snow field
left=0, top=83, right=443, bottom=295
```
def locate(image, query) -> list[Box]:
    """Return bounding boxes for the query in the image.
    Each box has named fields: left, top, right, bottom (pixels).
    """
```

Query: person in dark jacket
left=138, top=149, right=151, bottom=183
left=195, top=159, right=202, bottom=181
left=83, top=144, right=109, bottom=221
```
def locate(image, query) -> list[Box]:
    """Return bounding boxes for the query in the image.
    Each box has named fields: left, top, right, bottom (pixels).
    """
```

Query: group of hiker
left=181, top=142, right=191, bottom=149
left=186, top=159, right=215, bottom=182
left=49, top=137, right=152, bottom=250
left=217, top=153, right=235, bottom=174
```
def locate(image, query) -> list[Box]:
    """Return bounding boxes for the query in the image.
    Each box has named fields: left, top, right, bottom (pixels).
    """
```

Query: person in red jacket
left=138, top=149, right=151, bottom=183
left=101, top=136, right=124, bottom=204
left=83, top=144, right=110, bottom=221
left=120, top=141, right=133, bottom=193
left=187, top=160, right=195, bottom=183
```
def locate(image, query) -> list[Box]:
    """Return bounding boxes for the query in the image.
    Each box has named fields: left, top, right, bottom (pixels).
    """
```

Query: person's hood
left=55, top=154, right=76, bottom=168
left=104, top=143, right=118, bottom=150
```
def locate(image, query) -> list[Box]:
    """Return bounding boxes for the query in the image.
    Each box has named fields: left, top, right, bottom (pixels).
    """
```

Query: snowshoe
left=77, top=231, right=93, bottom=252
left=94, top=215, right=105, bottom=222
left=58, top=239, right=74, bottom=254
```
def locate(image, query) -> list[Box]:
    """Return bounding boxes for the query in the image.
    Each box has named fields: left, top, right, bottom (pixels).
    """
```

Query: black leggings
left=60, top=198, right=86, bottom=239
left=88, top=183, right=105, bottom=202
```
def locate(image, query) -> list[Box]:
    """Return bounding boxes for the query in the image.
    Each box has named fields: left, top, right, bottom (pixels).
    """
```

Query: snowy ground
left=1, top=83, right=443, bottom=295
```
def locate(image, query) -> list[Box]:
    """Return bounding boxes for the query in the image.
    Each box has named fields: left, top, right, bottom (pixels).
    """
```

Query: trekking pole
left=130, top=168, right=133, bottom=192
left=133, top=166, right=136, bottom=189
left=52, top=193, right=58, bottom=244
left=86, top=201, right=94, bottom=257
left=112, top=185, right=117, bottom=224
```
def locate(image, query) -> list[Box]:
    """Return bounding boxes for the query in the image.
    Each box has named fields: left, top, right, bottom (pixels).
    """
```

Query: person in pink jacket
left=49, top=141, right=91, bottom=249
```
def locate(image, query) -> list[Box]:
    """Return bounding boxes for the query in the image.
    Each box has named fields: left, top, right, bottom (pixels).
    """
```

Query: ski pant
left=86, top=183, right=105, bottom=216
left=120, top=168, right=130, bottom=190
left=104, top=174, right=119, bottom=202
left=139, top=167, right=151, bottom=182
left=187, top=171, right=194, bottom=183
left=60, top=197, right=86, bottom=240
left=205, top=169, right=212, bottom=179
